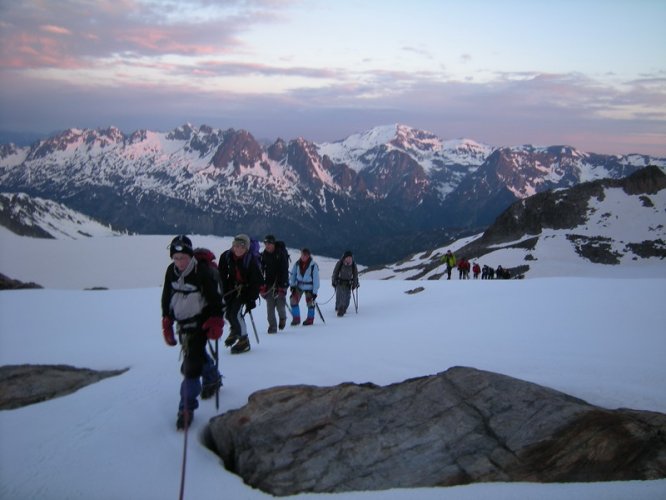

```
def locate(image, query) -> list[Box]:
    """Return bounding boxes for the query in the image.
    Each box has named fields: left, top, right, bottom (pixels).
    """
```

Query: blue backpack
left=226, top=237, right=262, bottom=271
left=246, top=238, right=261, bottom=269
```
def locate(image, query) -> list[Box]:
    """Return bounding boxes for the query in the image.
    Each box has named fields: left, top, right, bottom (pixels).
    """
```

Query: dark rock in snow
left=0, top=364, right=128, bottom=410
left=0, top=273, right=42, bottom=290
left=205, top=366, right=666, bottom=496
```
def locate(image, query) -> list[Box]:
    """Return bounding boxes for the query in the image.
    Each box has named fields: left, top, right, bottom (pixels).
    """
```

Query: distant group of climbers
left=160, top=233, right=359, bottom=429
left=440, top=250, right=511, bottom=280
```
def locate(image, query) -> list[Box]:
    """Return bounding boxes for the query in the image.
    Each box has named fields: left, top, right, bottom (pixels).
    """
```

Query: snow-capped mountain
left=0, top=192, right=122, bottom=239
left=362, top=165, right=666, bottom=279
left=0, top=123, right=664, bottom=265
left=318, top=124, right=492, bottom=172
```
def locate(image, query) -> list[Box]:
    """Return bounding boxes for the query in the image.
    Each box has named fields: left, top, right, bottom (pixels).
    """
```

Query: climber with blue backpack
left=218, top=234, right=263, bottom=354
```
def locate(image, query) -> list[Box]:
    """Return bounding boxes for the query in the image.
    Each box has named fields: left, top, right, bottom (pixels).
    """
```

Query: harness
left=295, top=260, right=317, bottom=288
left=176, top=315, right=204, bottom=357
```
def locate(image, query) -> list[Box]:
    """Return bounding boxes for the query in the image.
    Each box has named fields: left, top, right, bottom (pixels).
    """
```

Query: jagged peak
left=495, top=144, right=593, bottom=160
left=291, top=136, right=319, bottom=152
left=41, top=126, right=125, bottom=144
left=393, top=123, right=440, bottom=146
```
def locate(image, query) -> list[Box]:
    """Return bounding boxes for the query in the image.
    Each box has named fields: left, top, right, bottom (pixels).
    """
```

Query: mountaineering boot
left=302, top=307, right=315, bottom=326
left=201, top=377, right=222, bottom=400
left=230, top=335, right=250, bottom=354
left=290, top=317, right=300, bottom=326
left=337, top=309, right=344, bottom=317
left=224, top=334, right=239, bottom=347
left=278, top=318, right=286, bottom=330
left=267, top=326, right=278, bottom=334
left=176, top=410, right=193, bottom=430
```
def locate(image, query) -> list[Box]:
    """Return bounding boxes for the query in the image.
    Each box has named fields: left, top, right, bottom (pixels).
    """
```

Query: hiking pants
left=225, top=299, right=248, bottom=340
left=265, top=289, right=287, bottom=330
left=290, top=289, right=315, bottom=320
left=335, top=283, right=352, bottom=313
left=177, top=322, right=220, bottom=412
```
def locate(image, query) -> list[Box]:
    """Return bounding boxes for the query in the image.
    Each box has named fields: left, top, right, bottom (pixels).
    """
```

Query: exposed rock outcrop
left=0, top=273, right=42, bottom=290
left=0, top=364, right=128, bottom=410
left=206, top=366, right=666, bottom=496
left=468, top=165, right=666, bottom=250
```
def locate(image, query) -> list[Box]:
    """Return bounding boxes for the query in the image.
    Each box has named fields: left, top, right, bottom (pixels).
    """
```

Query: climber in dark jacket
left=218, top=234, right=263, bottom=354
left=331, top=250, right=359, bottom=317
left=161, top=235, right=224, bottom=430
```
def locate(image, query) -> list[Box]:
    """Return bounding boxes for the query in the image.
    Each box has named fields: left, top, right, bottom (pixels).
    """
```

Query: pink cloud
left=119, top=27, right=219, bottom=56
left=0, top=32, right=83, bottom=69
left=40, top=25, right=72, bottom=36
left=0, top=0, right=275, bottom=69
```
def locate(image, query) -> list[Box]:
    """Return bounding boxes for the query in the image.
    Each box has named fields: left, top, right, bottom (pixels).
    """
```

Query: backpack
left=274, top=240, right=291, bottom=263
left=248, top=238, right=261, bottom=266
left=193, top=247, right=217, bottom=270
left=225, top=237, right=262, bottom=271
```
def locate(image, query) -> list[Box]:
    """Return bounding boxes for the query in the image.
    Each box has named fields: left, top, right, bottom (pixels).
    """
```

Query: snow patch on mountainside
left=0, top=192, right=122, bottom=239
left=362, top=183, right=666, bottom=280
left=586, top=188, right=666, bottom=240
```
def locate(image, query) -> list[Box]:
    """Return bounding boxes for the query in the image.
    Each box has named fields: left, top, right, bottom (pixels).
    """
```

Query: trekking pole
left=178, top=378, right=190, bottom=500
left=214, top=339, right=219, bottom=410
left=315, top=302, right=326, bottom=324
left=246, top=307, right=260, bottom=344
left=207, top=340, right=219, bottom=411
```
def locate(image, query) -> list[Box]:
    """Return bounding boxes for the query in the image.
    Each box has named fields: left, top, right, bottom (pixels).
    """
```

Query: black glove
left=332, top=280, right=338, bottom=288
left=290, top=286, right=297, bottom=294
left=246, top=300, right=256, bottom=311
left=311, top=293, right=317, bottom=300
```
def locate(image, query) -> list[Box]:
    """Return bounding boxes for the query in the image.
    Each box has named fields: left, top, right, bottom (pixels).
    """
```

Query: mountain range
left=1, top=123, right=664, bottom=265
left=2, top=164, right=664, bottom=288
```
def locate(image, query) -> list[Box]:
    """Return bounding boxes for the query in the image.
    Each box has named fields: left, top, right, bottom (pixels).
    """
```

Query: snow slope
left=0, top=234, right=665, bottom=499
left=0, top=229, right=341, bottom=289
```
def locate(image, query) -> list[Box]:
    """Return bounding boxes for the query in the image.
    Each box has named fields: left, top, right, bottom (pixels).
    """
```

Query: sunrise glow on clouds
left=0, top=0, right=664, bottom=155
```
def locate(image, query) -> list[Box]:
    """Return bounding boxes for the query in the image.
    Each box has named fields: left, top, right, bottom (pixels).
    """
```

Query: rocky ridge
left=205, top=366, right=666, bottom=496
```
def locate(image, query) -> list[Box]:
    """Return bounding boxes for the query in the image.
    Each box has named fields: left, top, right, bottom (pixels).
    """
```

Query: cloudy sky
left=1, top=0, right=665, bottom=155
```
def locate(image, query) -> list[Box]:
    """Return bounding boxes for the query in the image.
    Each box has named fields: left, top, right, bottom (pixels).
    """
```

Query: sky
left=1, top=232, right=665, bottom=499
left=0, top=0, right=665, bottom=155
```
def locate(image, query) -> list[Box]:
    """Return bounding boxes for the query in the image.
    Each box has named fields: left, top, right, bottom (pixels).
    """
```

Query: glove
left=162, top=316, right=177, bottom=346
left=290, top=286, right=296, bottom=294
left=246, top=299, right=256, bottom=311
left=311, top=293, right=317, bottom=300
left=332, top=280, right=338, bottom=288
left=277, top=287, right=287, bottom=297
left=202, top=316, right=224, bottom=340
left=259, top=284, right=268, bottom=298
